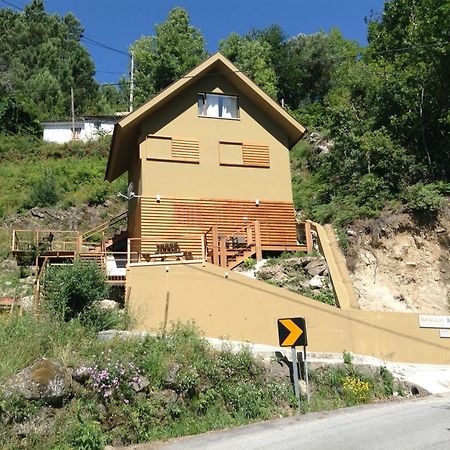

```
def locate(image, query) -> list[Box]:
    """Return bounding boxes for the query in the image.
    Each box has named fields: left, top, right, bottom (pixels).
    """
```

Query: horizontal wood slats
left=172, top=138, right=200, bottom=161
left=242, top=143, right=270, bottom=167
left=139, top=197, right=297, bottom=258
left=146, top=135, right=199, bottom=163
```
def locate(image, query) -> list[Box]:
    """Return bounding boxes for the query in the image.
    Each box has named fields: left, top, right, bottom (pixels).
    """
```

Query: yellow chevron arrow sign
left=277, top=317, right=307, bottom=347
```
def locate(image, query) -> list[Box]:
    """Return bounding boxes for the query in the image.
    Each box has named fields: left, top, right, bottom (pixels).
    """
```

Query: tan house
left=11, top=53, right=450, bottom=364
left=106, top=52, right=308, bottom=267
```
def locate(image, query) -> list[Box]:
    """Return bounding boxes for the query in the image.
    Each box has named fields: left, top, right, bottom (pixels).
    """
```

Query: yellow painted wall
left=137, top=72, right=293, bottom=202
left=127, top=262, right=450, bottom=365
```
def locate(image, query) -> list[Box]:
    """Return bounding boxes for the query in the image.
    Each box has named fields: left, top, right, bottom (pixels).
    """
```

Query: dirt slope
left=345, top=207, right=450, bottom=313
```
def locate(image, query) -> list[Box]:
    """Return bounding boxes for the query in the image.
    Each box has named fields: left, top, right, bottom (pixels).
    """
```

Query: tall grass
left=0, top=314, right=101, bottom=380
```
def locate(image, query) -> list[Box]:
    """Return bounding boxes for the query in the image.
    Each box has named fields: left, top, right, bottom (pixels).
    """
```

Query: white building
left=42, top=115, right=126, bottom=144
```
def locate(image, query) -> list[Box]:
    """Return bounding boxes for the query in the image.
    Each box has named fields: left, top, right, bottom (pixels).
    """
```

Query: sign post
left=291, top=347, right=300, bottom=404
left=277, top=317, right=308, bottom=406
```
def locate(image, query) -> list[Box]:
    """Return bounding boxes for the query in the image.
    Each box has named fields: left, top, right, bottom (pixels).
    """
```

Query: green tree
left=291, top=0, right=449, bottom=225
left=130, top=7, right=207, bottom=106
left=0, top=0, right=107, bottom=120
left=365, top=0, right=450, bottom=179
left=282, top=29, right=359, bottom=110
left=219, top=32, right=278, bottom=98
left=0, top=96, right=41, bottom=136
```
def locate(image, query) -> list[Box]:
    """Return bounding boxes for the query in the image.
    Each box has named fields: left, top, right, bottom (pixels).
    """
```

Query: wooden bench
left=143, top=242, right=193, bottom=262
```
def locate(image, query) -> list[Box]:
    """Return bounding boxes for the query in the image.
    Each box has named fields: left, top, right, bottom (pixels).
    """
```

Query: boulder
left=96, top=299, right=119, bottom=310
left=19, top=295, right=34, bottom=312
left=308, top=275, right=324, bottom=289
left=163, top=363, right=181, bottom=390
left=131, top=375, right=150, bottom=393
left=2, top=359, right=72, bottom=406
left=30, top=208, right=44, bottom=219
left=71, top=365, right=91, bottom=384
left=13, top=407, right=56, bottom=437
left=257, top=266, right=287, bottom=284
left=304, top=259, right=328, bottom=277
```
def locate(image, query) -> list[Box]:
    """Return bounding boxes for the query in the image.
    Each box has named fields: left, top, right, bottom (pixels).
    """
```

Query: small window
left=198, top=93, right=239, bottom=119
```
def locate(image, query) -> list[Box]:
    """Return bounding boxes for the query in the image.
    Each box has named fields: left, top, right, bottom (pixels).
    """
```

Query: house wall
left=43, top=122, right=83, bottom=144
left=42, top=120, right=116, bottom=143
left=131, top=72, right=299, bottom=250
left=139, top=197, right=298, bottom=257
left=82, top=120, right=116, bottom=140
left=126, top=262, right=450, bottom=365
left=137, top=73, right=293, bottom=202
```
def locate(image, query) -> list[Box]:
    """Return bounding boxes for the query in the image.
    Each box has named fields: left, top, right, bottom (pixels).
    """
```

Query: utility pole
left=129, top=52, right=134, bottom=113
left=71, top=87, right=75, bottom=140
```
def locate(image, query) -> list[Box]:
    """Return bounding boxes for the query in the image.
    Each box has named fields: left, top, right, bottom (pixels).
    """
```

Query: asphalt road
left=154, top=395, right=450, bottom=450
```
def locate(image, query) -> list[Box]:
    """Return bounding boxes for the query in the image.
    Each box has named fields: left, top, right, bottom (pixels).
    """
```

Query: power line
left=368, top=41, right=450, bottom=55
left=96, top=70, right=126, bottom=75
left=81, top=36, right=129, bottom=57
left=0, top=0, right=130, bottom=57
left=0, top=0, right=20, bottom=10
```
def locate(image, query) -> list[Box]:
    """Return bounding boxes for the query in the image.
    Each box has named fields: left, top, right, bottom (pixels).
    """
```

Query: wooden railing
left=81, top=210, right=127, bottom=242
left=204, top=221, right=261, bottom=268
left=127, top=235, right=205, bottom=265
left=12, top=229, right=81, bottom=254
left=296, top=221, right=313, bottom=254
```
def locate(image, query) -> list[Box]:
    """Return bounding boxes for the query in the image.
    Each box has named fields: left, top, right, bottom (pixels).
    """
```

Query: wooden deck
left=11, top=211, right=313, bottom=318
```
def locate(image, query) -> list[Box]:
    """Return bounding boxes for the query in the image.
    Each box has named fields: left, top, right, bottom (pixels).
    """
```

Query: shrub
left=64, top=413, right=105, bottom=450
left=404, top=183, right=443, bottom=214
left=88, top=358, right=141, bottom=406
left=26, top=170, right=60, bottom=208
left=81, top=305, right=129, bottom=332
left=240, top=257, right=256, bottom=270
left=86, top=182, right=110, bottom=206
left=342, top=376, right=371, bottom=404
left=43, top=260, right=108, bottom=321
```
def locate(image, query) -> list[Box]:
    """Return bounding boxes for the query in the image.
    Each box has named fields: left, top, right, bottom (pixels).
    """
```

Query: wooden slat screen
left=146, top=135, right=199, bottom=163
left=242, top=143, right=270, bottom=167
left=172, top=138, right=200, bottom=162
left=140, top=197, right=297, bottom=258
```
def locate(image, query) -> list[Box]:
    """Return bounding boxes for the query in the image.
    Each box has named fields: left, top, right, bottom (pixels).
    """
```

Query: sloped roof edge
left=106, top=52, right=306, bottom=182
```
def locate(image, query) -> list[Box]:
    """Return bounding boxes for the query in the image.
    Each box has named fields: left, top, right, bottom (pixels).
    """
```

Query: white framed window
left=197, top=93, right=239, bottom=119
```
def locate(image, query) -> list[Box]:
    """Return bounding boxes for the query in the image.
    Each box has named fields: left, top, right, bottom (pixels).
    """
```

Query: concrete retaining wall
left=126, top=262, right=450, bottom=365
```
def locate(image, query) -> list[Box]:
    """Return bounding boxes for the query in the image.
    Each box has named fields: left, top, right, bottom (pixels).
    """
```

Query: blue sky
left=3, top=0, right=386, bottom=83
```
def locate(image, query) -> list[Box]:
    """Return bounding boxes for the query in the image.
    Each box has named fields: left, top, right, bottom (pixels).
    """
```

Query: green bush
left=86, top=182, right=110, bottom=206
left=81, top=305, right=128, bottom=332
left=43, top=260, right=108, bottom=321
left=26, top=170, right=60, bottom=208
left=240, top=257, right=257, bottom=270
left=64, top=413, right=105, bottom=450
left=404, top=183, right=443, bottom=214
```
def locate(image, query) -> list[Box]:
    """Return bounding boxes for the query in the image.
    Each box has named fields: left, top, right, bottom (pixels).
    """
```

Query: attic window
left=198, top=93, right=239, bottom=119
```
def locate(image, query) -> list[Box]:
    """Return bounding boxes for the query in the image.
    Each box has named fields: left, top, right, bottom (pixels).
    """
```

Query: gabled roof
left=105, top=52, right=306, bottom=182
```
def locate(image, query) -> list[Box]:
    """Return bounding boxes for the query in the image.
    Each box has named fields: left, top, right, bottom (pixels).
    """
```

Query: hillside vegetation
left=1, top=0, right=448, bottom=232
left=0, top=134, right=124, bottom=218
left=0, top=312, right=404, bottom=449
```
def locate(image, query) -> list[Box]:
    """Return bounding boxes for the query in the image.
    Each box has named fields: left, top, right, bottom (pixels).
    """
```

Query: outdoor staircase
left=104, top=229, right=128, bottom=250
left=81, top=211, right=127, bottom=248
left=204, top=221, right=262, bottom=270
left=222, top=245, right=256, bottom=269
left=79, top=252, right=105, bottom=269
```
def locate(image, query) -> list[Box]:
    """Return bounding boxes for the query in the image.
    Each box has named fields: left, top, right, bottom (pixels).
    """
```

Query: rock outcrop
left=1, top=358, right=72, bottom=406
